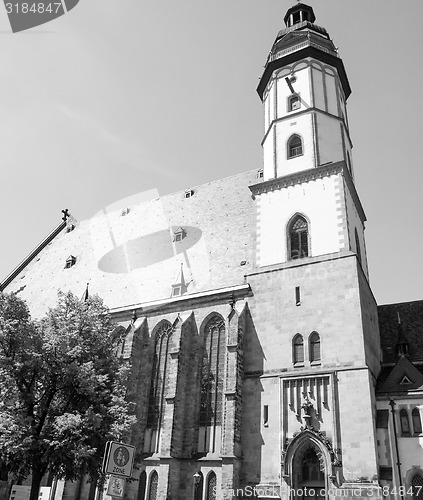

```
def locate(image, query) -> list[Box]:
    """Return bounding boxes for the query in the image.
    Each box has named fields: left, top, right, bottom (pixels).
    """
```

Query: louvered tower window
left=145, top=322, right=173, bottom=453
left=198, top=316, right=225, bottom=453
left=287, top=134, right=303, bottom=158
left=293, top=334, right=304, bottom=365
left=289, top=215, right=309, bottom=260
left=309, top=332, right=321, bottom=363
left=412, top=408, right=422, bottom=434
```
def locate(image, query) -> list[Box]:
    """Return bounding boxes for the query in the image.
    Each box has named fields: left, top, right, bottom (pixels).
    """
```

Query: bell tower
left=259, top=2, right=353, bottom=180
left=251, top=3, right=367, bottom=277
left=243, top=4, right=383, bottom=500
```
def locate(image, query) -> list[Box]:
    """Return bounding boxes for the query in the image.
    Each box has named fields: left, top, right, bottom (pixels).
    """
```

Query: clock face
left=98, top=226, right=202, bottom=274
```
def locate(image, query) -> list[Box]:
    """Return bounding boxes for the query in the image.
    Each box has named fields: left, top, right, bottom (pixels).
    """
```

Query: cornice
left=249, top=161, right=366, bottom=223
left=257, top=45, right=351, bottom=101
left=249, top=162, right=342, bottom=195
left=110, top=283, right=252, bottom=321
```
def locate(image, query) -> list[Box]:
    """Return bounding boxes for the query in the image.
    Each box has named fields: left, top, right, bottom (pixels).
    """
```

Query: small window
left=263, top=405, right=269, bottom=427
left=412, top=408, right=422, bottom=434
left=287, top=134, right=303, bottom=158
left=257, top=169, right=264, bottom=178
left=172, top=285, right=182, bottom=297
left=173, top=227, right=186, bottom=242
left=66, top=224, right=75, bottom=233
left=185, top=189, right=195, bottom=198
left=65, top=255, right=76, bottom=269
left=293, top=334, right=304, bottom=365
left=288, top=95, right=301, bottom=112
left=309, top=332, right=321, bottom=363
left=400, top=408, right=411, bottom=435
left=288, top=215, right=309, bottom=260
left=121, top=207, right=130, bottom=216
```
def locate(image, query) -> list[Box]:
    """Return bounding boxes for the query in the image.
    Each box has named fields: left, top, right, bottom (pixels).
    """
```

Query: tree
left=0, top=291, right=135, bottom=500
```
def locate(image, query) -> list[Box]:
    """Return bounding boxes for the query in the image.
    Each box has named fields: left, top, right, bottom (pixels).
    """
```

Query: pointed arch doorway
left=284, top=431, right=331, bottom=500
left=295, top=446, right=325, bottom=500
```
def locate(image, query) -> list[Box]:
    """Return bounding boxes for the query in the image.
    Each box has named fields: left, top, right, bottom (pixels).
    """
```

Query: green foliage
left=0, top=291, right=135, bottom=485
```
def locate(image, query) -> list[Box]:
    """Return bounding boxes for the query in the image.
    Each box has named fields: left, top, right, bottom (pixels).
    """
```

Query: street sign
left=107, top=476, right=126, bottom=498
left=103, top=441, right=135, bottom=477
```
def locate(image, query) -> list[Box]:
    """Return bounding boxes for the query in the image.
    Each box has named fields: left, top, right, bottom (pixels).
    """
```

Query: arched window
left=145, top=322, right=173, bottom=453
left=206, top=472, right=217, bottom=500
left=412, top=474, right=423, bottom=500
left=412, top=408, right=422, bottom=434
left=293, top=334, right=304, bottom=365
left=194, top=472, right=203, bottom=500
left=309, top=332, right=321, bottom=363
left=355, top=228, right=362, bottom=266
left=287, top=134, right=303, bottom=158
left=288, top=215, right=309, bottom=260
left=147, top=471, right=158, bottom=500
left=400, top=408, right=411, bottom=435
left=198, top=316, right=225, bottom=453
left=137, top=472, right=147, bottom=500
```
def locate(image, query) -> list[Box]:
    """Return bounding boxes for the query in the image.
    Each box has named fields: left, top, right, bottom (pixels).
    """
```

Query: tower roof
left=257, top=3, right=351, bottom=101
left=283, top=3, right=316, bottom=26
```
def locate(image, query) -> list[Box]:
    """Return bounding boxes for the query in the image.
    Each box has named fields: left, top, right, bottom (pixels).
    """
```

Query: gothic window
left=288, top=215, right=309, bottom=260
left=147, top=471, right=158, bottom=500
left=145, top=322, right=173, bottom=453
left=355, top=228, right=362, bottom=266
left=198, top=316, right=225, bottom=453
left=194, top=472, right=204, bottom=500
left=293, top=334, right=304, bottom=365
left=206, top=472, right=217, bottom=500
left=412, top=408, right=422, bottom=434
left=288, top=94, right=301, bottom=112
left=400, top=408, right=411, bottom=435
left=412, top=474, right=423, bottom=500
left=309, top=332, right=321, bottom=363
left=287, top=134, right=303, bottom=158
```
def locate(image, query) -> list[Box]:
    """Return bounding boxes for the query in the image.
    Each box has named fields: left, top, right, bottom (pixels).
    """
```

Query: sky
left=0, top=0, right=422, bottom=306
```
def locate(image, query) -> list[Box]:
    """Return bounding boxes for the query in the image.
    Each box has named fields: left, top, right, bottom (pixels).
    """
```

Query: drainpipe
left=389, top=400, right=404, bottom=500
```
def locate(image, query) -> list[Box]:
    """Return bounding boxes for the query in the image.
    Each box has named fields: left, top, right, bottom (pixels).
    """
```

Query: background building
left=1, top=3, right=422, bottom=500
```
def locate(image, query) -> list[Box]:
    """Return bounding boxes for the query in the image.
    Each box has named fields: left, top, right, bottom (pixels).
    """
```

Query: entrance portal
left=297, top=447, right=325, bottom=500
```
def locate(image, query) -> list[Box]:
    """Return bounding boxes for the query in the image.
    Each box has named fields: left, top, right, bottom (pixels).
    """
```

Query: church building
left=2, top=3, right=423, bottom=500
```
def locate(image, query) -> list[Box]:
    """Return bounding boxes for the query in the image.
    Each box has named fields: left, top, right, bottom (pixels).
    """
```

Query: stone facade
left=2, top=4, right=422, bottom=500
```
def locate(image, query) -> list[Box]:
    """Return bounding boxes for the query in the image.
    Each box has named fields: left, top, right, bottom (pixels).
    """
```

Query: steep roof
left=2, top=169, right=259, bottom=318
left=378, top=300, right=423, bottom=364
left=377, top=355, right=423, bottom=394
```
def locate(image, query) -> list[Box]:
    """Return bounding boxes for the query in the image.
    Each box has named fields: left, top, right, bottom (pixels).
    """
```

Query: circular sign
left=113, top=446, right=130, bottom=466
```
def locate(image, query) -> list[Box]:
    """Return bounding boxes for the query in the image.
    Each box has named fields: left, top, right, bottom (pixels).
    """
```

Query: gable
left=378, top=355, right=423, bottom=394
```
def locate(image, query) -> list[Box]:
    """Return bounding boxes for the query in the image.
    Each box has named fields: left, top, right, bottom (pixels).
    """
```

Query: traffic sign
left=102, top=441, right=135, bottom=477
left=107, top=475, right=126, bottom=498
